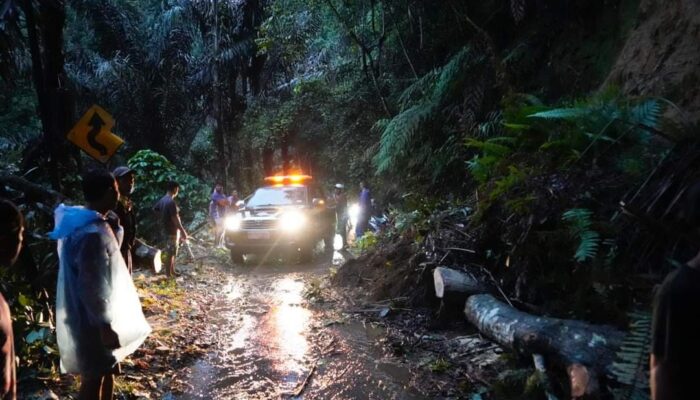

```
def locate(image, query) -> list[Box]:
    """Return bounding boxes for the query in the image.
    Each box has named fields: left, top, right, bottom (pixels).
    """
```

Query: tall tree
left=20, top=0, right=74, bottom=189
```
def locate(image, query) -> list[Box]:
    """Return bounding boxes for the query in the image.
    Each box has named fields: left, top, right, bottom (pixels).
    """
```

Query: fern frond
left=528, top=107, right=591, bottom=120
left=376, top=46, right=486, bottom=176
left=562, top=208, right=601, bottom=262
left=475, top=111, right=504, bottom=138
left=629, top=99, right=663, bottom=130
left=610, top=312, right=651, bottom=400
left=574, top=230, right=600, bottom=262
left=465, top=137, right=514, bottom=157
left=397, top=69, right=439, bottom=109
left=510, top=0, right=526, bottom=23
left=374, top=103, right=436, bottom=173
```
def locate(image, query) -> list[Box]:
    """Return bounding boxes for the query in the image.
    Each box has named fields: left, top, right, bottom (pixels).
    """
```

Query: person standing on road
left=209, top=184, right=228, bottom=247
left=355, top=181, right=372, bottom=239
left=154, top=181, right=188, bottom=277
left=650, top=182, right=700, bottom=400
left=112, top=167, right=137, bottom=274
left=49, top=169, right=150, bottom=400
left=333, top=184, right=348, bottom=249
left=228, top=190, right=240, bottom=212
left=0, top=200, right=23, bottom=400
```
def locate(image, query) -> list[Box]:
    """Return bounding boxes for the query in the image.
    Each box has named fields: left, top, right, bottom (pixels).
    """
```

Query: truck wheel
left=299, top=246, right=313, bottom=264
left=230, top=249, right=244, bottom=265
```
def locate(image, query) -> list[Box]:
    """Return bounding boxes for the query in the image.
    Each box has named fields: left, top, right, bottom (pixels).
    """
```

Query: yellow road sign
left=67, top=105, right=124, bottom=163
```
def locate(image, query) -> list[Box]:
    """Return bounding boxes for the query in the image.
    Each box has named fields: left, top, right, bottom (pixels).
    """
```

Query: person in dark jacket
left=651, top=182, right=700, bottom=400
left=0, top=199, right=22, bottom=400
left=355, top=181, right=372, bottom=239
left=112, top=167, right=137, bottom=274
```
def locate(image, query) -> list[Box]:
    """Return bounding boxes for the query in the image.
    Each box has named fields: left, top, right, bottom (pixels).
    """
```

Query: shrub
left=127, top=150, right=210, bottom=241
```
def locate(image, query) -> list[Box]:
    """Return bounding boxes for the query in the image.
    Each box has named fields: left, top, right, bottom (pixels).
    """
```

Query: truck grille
left=242, top=219, right=277, bottom=230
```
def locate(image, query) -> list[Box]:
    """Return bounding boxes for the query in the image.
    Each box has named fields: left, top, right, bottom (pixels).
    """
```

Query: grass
left=428, top=357, right=450, bottom=373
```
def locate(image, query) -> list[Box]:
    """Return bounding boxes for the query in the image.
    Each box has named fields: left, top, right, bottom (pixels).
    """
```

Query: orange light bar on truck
left=264, top=175, right=313, bottom=184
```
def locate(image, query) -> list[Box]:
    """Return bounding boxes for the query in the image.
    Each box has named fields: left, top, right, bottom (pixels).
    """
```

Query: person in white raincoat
left=49, top=169, right=150, bottom=399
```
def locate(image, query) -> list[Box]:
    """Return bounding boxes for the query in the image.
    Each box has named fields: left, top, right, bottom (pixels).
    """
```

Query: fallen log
left=464, top=294, right=625, bottom=398
left=0, top=173, right=65, bottom=204
left=133, top=239, right=162, bottom=273
left=433, top=266, right=491, bottom=302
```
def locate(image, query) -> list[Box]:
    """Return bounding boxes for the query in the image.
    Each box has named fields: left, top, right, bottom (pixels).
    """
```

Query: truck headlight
left=225, top=214, right=243, bottom=231
left=280, top=211, right=306, bottom=232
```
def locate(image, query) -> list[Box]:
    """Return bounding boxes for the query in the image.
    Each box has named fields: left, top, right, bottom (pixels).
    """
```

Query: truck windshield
left=247, top=186, right=307, bottom=207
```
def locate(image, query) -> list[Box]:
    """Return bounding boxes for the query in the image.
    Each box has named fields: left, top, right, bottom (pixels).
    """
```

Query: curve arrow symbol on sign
left=88, top=112, right=109, bottom=156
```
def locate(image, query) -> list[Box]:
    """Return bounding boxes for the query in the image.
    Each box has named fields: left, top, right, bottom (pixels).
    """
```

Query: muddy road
left=175, top=251, right=425, bottom=400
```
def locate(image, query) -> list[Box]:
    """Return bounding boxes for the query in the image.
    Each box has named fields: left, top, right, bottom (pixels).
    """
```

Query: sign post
left=67, top=105, right=124, bottom=164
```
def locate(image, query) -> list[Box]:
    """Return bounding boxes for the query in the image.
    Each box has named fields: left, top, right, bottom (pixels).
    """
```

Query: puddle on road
left=177, top=263, right=422, bottom=400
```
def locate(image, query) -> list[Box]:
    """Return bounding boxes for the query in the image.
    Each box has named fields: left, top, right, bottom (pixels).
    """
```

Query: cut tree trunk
left=133, top=239, right=162, bottom=274
left=464, top=294, right=625, bottom=398
left=433, top=267, right=490, bottom=302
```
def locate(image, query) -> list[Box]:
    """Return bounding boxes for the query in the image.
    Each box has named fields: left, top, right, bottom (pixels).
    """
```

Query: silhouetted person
left=112, top=167, right=137, bottom=274
left=333, top=184, right=348, bottom=249
left=153, top=181, right=188, bottom=277
left=209, top=184, right=228, bottom=247
left=651, top=182, right=700, bottom=400
left=50, top=169, right=150, bottom=400
left=355, top=181, right=371, bottom=239
left=0, top=200, right=22, bottom=400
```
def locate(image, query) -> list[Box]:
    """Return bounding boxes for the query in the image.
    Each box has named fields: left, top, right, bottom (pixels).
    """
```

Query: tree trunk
left=0, top=174, right=66, bottom=204
left=133, top=239, right=162, bottom=274
left=464, top=294, right=625, bottom=398
left=433, top=266, right=490, bottom=302
left=21, top=0, right=72, bottom=189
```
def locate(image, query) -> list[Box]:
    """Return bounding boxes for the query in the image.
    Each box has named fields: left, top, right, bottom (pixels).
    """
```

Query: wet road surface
left=176, top=251, right=424, bottom=399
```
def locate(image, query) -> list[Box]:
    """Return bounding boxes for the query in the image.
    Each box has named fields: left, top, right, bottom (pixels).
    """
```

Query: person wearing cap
left=112, top=166, right=137, bottom=274
left=333, top=184, right=348, bottom=249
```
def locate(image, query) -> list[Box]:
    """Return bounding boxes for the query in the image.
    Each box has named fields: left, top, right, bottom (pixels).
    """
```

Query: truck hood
left=245, top=204, right=305, bottom=217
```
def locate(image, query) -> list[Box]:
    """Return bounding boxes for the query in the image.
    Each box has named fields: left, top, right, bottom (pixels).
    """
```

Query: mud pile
left=332, top=238, right=434, bottom=306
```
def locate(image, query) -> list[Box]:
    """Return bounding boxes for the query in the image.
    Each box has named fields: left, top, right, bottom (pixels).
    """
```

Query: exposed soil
left=605, top=0, right=700, bottom=124
left=331, top=239, right=434, bottom=307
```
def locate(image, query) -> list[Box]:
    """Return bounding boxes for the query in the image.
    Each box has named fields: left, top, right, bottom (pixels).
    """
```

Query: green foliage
left=490, top=166, right=527, bottom=201
left=526, top=96, right=664, bottom=158
left=0, top=274, right=59, bottom=380
left=427, top=357, right=450, bottom=373
left=355, top=231, right=379, bottom=252
left=374, top=47, right=486, bottom=179
left=610, top=312, right=651, bottom=400
left=466, top=137, right=516, bottom=184
left=127, top=149, right=209, bottom=238
left=0, top=83, right=41, bottom=153
left=562, top=208, right=601, bottom=263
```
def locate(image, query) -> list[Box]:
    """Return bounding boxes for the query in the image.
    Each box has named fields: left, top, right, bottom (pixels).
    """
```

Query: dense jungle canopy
left=2, top=0, right=700, bottom=398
